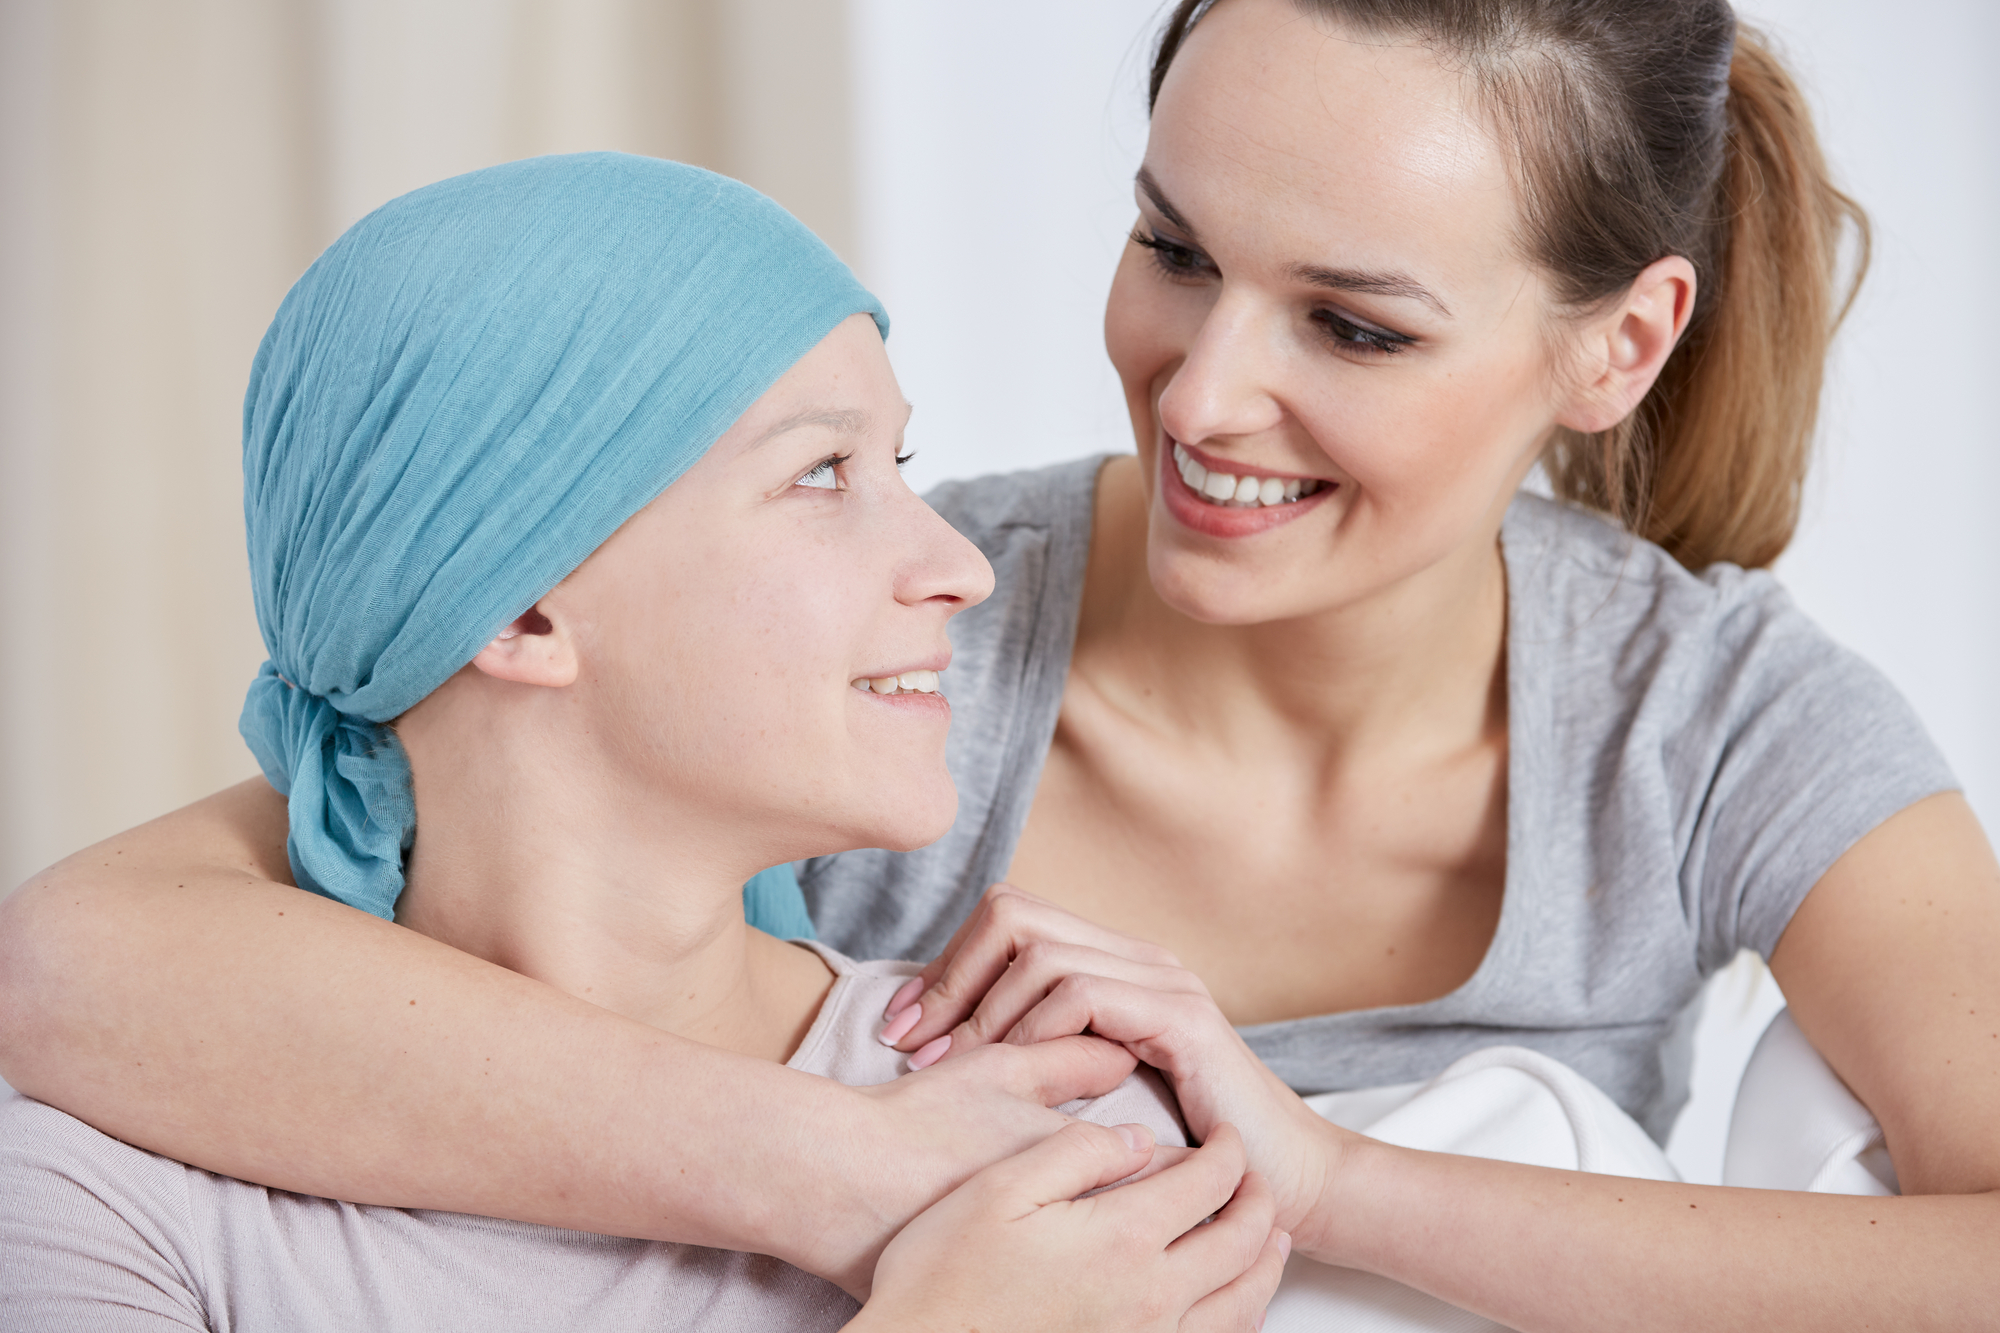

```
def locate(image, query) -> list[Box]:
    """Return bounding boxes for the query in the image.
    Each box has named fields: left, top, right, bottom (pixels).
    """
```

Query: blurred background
left=2, top=0, right=1995, bottom=1160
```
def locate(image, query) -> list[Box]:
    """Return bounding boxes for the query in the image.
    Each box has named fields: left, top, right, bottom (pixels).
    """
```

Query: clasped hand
left=881, top=882, right=1355, bottom=1259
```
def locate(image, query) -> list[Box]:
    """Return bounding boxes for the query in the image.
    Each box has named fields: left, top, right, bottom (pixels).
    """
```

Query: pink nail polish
left=882, top=977, right=924, bottom=1021
left=907, top=1033, right=951, bottom=1070
left=1278, top=1231, right=1292, bottom=1262
left=878, top=1002, right=922, bottom=1047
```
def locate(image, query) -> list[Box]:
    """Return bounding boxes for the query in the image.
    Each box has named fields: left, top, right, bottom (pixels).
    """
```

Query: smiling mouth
left=850, top=670, right=942, bottom=696
left=1171, top=442, right=1329, bottom=508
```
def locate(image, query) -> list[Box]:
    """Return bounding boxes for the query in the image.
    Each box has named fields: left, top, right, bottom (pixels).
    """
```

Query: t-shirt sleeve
left=0, top=1095, right=210, bottom=1331
left=1682, top=581, right=1959, bottom=971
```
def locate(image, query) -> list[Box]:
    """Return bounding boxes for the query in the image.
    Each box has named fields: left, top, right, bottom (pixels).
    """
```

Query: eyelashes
left=796, top=453, right=849, bottom=489
left=1130, top=226, right=1210, bottom=281
left=794, top=451, right=916, bottom=491
left=1129, top=226, right=1415, bottom=357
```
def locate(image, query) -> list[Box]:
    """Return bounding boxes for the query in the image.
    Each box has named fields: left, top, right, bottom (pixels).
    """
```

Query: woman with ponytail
left=6, top=0, right=1996, bottom=1327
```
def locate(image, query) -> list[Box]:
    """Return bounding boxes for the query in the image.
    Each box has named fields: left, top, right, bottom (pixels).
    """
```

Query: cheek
left=594, top=546, right=860, bottom=779
left=1310, top=340, right=1553, bottom=505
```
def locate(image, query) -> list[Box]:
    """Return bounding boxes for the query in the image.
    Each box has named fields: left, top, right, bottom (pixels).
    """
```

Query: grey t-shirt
left=802, top=458, right=1957, bottom=1140
left=0, top=943, right=1183, bottom=1332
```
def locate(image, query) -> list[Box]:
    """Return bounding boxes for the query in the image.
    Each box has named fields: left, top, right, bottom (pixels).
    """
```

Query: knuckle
left=1017, top=938, right=1061, bottom=971
left=1053, top=972, right=1100, bottom=1002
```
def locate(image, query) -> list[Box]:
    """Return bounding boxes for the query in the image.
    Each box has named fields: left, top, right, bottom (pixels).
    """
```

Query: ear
left=1555, top=255, right=1698, bottom=435
left=469, top=601, right=578, bottom=688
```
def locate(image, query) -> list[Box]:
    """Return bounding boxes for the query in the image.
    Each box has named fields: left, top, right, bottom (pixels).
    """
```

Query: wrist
left=1291, top=1116, right=1385, bottom=1266
left=766, top=1079, right=896, bottom=1297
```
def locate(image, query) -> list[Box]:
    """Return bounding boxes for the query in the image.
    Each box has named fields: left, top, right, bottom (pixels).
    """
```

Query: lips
left=1157, top=438, right=1336, bottom=538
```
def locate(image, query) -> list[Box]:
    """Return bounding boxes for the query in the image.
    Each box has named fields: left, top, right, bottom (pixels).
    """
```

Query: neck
left=391, top=681, right=833, bottom=1063
left=1079, top=457, right=1509, bottom=772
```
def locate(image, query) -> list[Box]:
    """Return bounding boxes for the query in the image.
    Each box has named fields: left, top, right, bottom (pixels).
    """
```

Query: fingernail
left=1277, top=1231, right=1292, bottom=1262
left=1256, top=1313, right=1266, bottom=1331
left=883, top=977, right=924, bottom=1021
left=1115, top=1123, right=1154, bottom=1152
left=878, top=1002, right=922, bottom=1047
left=907, top=1033, right=951, bottom=1070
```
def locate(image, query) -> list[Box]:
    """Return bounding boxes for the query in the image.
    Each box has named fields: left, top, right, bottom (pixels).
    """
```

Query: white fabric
left=1262, top=1022, right=1895, bottom=1332
left=1723, top=1007, right=1898, bottom=1196
left=1265, top=1046, right=1679, bottom=1333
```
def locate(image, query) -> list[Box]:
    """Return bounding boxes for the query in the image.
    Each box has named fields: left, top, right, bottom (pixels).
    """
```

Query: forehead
left=1150, top=0, right=1524, bottom=300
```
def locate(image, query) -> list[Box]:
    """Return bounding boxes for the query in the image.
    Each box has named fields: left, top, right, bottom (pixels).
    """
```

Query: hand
left=853, top=1121, right=1289, bottom=1333
left=801, top=1033, right=1143, bottom=1297
left=1004, top=967, right=1353, bottom=1254
left=883, top=885, right=1349, bottom=1251
left=880, top=883, right=1190, bottom=1062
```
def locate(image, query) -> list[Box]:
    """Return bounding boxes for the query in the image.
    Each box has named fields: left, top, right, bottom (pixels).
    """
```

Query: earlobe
left=1555, top=255, right=1698, bottom=435
left=470, top=603, right=579, bottom=688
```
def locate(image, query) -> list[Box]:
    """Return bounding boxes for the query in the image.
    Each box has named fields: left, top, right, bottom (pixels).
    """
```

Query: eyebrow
left=1135, top=166, right=1453, bottom=320
left=1288, top=263, right=1452, bottom=318
left=752, top=408, right=869, bottom=450
left=751, top=401, right=915, bottom=452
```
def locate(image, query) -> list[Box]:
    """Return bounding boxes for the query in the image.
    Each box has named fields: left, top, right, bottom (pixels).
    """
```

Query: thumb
left=976, top=1120, right=1158, bottom=1211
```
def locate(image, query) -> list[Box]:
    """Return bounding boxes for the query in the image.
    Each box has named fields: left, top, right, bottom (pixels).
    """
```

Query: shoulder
left=0, top=1092, right=194, bottom=1212
left=0, top=1093, right=208, bottom=1324
left=1503, top=492, right=1956, bottom=965
left=1503, top=491, right=1889, bottom=712
left=785, top=950, right=1189, bottom=1148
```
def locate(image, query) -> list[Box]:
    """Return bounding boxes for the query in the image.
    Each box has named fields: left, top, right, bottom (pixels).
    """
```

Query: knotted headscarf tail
left=239, top=153, right=887, bottom=920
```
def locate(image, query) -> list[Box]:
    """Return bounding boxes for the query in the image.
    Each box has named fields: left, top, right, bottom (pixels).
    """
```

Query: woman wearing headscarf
left=0, top=153, right=1283, bottom=1332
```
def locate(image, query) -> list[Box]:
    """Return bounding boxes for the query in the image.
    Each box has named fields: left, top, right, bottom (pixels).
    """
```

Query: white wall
left=851, top=0, right=2000, bottom=839
left=848, top=0, right=1162, bottom=494
left=1740, top=0, right=2000, bottom=839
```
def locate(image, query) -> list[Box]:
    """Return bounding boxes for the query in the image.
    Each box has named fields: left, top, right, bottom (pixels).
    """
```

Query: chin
left=1145, top=538, right=1341, bottom=627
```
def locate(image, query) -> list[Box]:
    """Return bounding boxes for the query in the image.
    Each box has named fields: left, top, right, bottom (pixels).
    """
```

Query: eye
left=1130, top=227, right=1214, bottom=283
left=795, top=453, right=849, bottom=490
left=1312, top=309, right=1414, bottom=357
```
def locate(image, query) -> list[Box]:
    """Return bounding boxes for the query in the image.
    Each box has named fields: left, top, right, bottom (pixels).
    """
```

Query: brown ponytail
left=1152, top=2, right=1870, bottom=570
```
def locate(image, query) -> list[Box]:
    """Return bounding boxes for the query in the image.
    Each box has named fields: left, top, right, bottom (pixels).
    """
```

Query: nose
left=1154, top=288, right=1286, bottom=449
left=892, top=483, right=995, bottom=616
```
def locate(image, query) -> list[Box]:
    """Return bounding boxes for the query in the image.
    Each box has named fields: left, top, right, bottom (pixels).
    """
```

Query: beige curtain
left=0, top=0, right=855, bottom=890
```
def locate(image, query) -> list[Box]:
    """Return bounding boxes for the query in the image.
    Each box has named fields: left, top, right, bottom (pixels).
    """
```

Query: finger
left=970, top=1118, right=1159, bottom=1212
left=946, top=1033, right=1139, bottom=1107
left=1091, top=1122, right=1250, bottom=1243
left=893, top=888, right=1180, bottom=1049
left=1180, top=1224, right=1290, bottom=1333
left=1006, top=973, right=1215, bottom=1079
left=1164, top=1168, right=1280, bottom=1315
left=882, top=883, right=1027, bottom=1020
left=945, top=941, right=1204, bottom=1056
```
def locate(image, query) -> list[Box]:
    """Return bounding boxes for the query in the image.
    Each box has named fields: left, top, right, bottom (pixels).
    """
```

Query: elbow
left=0, top=871, right=107, bottom=1096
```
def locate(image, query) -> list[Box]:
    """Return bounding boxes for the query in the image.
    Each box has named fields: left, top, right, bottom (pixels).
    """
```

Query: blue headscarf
left=239, top=152, right=884, bottom=923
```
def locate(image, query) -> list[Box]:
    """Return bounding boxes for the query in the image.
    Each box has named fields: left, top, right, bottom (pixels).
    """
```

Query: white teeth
left=853, top=670, right=941, bottom=696
left=1171, top=442, right=1327, bottom=509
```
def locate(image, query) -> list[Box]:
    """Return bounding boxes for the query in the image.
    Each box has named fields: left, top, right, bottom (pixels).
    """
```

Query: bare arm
left=925, top=795, right=2000, bottom=1330
left=0, top=780, right=1145, bottom=1298
left=1291, top=791, right=2000, bottom=1331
